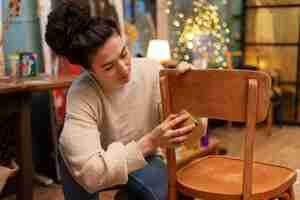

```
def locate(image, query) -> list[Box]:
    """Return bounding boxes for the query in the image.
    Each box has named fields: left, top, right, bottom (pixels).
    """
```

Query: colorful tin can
left=19, top=52, right=38, bottom=77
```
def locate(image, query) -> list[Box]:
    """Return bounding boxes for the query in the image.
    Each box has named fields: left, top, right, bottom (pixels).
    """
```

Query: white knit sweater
left=59, top=58, right=162, bottom=193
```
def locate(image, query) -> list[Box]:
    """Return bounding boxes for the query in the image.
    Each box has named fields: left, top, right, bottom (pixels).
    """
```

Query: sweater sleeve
left=59, top=84, right=146, bottom=193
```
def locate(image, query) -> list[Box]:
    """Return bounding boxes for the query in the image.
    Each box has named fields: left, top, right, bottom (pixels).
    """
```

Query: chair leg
left=287, top=186, right=295, bottom=200
left=178, top=193, right=193, bottom=200
left=227, top=121, right=232, bottom=129
left=277, top=192, right=291, bottom=200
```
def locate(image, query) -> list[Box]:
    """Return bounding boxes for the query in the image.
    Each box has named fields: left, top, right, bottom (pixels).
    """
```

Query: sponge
left=180, top=110, right=205, bottom=149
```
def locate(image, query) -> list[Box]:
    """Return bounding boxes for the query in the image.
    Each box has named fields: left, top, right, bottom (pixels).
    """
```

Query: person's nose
left=116, top=60, right=129, bottom=76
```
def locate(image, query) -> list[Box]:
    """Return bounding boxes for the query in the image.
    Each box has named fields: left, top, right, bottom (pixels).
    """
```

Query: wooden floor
left=2, top=125, right=300, bottom=200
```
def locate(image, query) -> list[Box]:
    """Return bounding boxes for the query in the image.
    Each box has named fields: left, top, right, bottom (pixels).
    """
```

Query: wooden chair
left=159, top=69, right=297, bottom=200
left=225, top=51, right=274, bottom=135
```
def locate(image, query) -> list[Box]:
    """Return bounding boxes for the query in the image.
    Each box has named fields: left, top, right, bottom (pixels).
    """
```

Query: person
left=45, top=1, right=197, bottom=200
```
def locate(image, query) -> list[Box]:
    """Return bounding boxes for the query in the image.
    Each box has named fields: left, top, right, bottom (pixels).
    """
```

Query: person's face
left=91, top=34, right=132, bottom=92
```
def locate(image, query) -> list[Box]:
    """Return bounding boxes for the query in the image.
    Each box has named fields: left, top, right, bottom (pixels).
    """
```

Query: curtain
left=38, top=0, right=57, bottom=75
left=0, top=2, right=4, bottom=76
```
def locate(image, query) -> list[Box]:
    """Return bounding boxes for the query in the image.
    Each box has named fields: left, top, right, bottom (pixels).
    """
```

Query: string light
left=165, top=0, right=231, bottom=67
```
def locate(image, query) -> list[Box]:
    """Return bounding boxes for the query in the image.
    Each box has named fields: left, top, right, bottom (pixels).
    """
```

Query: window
left=244, top=0, right=300, bottom=123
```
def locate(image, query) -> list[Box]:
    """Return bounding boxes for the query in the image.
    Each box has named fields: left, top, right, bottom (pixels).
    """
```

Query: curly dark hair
left=45, top=0, right=120, bottom=70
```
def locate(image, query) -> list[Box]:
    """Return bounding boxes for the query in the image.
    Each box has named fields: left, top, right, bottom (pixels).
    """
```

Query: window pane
left=246, top=8, right=300, bottom=43
left=247, top=0, right=300, bottom=6
left=245, top=46, right=298, bottom=82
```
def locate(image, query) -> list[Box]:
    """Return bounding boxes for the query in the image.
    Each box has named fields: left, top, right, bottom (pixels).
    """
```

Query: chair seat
left=177, top=155, right=297, bottom=200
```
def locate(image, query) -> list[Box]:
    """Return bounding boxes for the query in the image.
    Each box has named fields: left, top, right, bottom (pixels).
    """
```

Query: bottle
left=8, top=53, right=20, bottom=78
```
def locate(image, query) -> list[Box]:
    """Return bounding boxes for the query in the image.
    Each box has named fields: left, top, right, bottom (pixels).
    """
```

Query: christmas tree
left=165, top=0, right=231, bottom=68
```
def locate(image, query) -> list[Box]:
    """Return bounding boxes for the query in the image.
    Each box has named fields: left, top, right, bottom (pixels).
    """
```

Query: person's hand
left=176, top=61, right=194, bottom=74
left=0, top=160, right=18, bottom=193
left=138, top=111, right=195, bottom=157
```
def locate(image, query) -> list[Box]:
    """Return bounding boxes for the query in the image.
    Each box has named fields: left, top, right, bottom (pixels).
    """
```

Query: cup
left=8, top=53, right=20, bottom=78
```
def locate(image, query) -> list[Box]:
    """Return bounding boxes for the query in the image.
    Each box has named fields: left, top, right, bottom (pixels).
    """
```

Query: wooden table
left=0, top=75, right=75, bottom=200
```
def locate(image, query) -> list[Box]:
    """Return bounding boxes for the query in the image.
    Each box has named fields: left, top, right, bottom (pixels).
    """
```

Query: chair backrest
left=159, top=69, right=271, bottom=200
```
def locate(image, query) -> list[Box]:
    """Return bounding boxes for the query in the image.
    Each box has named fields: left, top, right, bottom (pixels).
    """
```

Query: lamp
left=146, top=40, right=171, bottom=64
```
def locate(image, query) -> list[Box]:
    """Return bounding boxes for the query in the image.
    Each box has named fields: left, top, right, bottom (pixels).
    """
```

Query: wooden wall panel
left=245, top=46, right=298, bottom=82
left=247, top=0, right=300, bottom=6
left=246, top=8, right=300, bottom=43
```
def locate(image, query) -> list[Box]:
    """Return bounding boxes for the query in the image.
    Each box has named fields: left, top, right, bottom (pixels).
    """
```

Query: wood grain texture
left=160, top=69, right=296, bottom=200
left=176, top=156, right=296, bottom=200
left=0, top=76, right=75, bottom=200
left=246, top=8, right=300, bottom=44
left=160, top=69, right=271, bottom=123
left=247, top=0, right=300, bottom=6
left=3, top=126, right=300, bottom=200
left=15, top=93, right=33, bottom=200
left=245, top=46, right=298, bottom=83
left=242, top=79, right=258, bottom=200
left=0, top=75, right=75, bottom=94
left=159, top=76, right=177, bottom=200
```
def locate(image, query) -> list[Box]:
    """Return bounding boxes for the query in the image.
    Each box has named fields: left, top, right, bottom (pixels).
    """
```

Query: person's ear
left=90, top=62, right=97, bottom=72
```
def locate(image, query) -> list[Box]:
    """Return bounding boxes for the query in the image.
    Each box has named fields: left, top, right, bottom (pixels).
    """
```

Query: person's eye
left=104, top=65, right=113, bottom=71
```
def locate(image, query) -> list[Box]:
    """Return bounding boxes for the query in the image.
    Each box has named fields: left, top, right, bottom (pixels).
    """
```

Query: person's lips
left=119, top=74, right=130, bottom=82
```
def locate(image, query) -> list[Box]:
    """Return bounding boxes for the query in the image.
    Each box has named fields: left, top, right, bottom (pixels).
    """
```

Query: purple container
left=201, top=133, right=209, bottom=147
